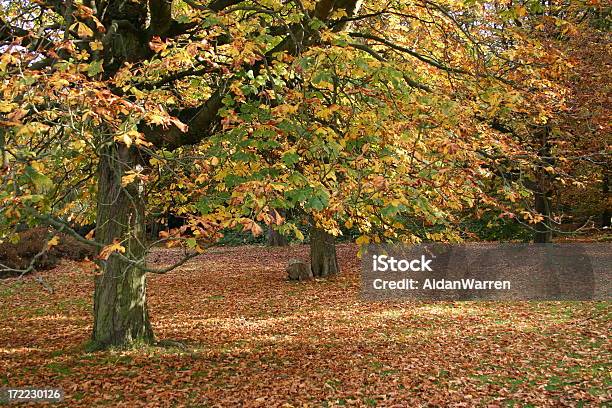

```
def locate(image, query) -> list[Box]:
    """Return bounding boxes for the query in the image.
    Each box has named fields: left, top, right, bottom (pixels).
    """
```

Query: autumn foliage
left=0, top=0, right=609, bottom=404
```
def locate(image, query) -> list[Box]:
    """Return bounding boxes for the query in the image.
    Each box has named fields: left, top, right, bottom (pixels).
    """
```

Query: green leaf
left=288, top=171, right=308, bottom=186
left=309, top=18, right=326, bottom=30
left=285, top=188, right=310, bottom=203
left=381, top=205, right=398, bottom=217
left=306, top=188, right=329, bottom=211
left=282, top=152, right=300, bottom=166
left=25, top=166, right=53, bottom=192
left=186, top=238, right=197, bottom=249
left=312, top=71, right=333, bottom=85
left=86, top=60, right=104, bottom=77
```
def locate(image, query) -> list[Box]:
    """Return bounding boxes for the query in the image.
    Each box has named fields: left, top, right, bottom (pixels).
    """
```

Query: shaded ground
left=0, top=244, right=610, bottom=407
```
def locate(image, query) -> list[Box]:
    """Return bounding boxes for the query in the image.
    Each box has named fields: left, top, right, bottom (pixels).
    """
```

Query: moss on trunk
left=92, top=145, right=154, bottom=349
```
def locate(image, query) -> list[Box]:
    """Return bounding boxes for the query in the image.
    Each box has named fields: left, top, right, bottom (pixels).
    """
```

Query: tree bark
left=310, top=227, right=339, bottom=277
left=92, top=145, right=154, bottom=349
left=533, top=125, right=553, bottom=243
left=602, top=170, right=611, bottom=228
left=268, top=228, right=289, bottom=246
left=267, top=209, right=289, bottom=246
left=534, top=188, right=553, bottom=243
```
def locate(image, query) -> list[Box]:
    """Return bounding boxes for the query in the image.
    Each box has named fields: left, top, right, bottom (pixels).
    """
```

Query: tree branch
left=143, top=0, right=364, bottom=150
left=348, top=42, right=431, bottom=91
left=0, top=17, right=29, bottom=41
left=348, top=32, right=468, bottom=74
left=33, top=213, right=103, bottom=249
left=182, top=0, right=246, bottom=12
left=0, top=17, right=55, bottom=50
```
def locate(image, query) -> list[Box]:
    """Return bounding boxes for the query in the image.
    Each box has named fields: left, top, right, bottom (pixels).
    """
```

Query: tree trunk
left=268, top=228, right=289, bottom=246
left=534, top=188, right=553, bottom=243
left=91, top=145, right=154, bottom=349
left=310, top=227, right=339, bottom=277
left=267, top=210, right=288, bottom=246
left=534, top=125, right=553, bottom=244
left=602, top=170, right=611, bottom=228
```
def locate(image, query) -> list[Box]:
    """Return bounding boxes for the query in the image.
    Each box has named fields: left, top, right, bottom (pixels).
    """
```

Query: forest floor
left=0, top=244, right=610, bottom=407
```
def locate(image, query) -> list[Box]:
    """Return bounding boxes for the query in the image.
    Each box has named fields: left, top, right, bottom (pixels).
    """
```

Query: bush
left=0, top=228, right=96, bottom=277
left=461, top=213, right=532, bottom=242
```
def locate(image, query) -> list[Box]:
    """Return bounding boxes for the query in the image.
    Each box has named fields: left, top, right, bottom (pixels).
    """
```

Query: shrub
left=0, top=228, right=96, bottom=277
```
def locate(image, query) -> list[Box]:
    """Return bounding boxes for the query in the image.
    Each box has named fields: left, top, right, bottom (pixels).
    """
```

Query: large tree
left=0, top=0, right=560, bottom=348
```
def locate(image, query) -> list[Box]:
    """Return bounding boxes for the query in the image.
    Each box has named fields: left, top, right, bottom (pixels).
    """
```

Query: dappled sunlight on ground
left=0, top=244, right=609, bottom=407
left=0, top=347, right=40, bottom=355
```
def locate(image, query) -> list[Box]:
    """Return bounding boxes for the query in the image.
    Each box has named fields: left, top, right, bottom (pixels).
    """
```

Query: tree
left=0, top=0, right=560, bottom=348
left=477, top=1, right=611, bottom=242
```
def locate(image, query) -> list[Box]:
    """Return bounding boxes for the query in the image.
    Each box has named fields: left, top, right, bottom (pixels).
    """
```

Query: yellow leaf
left=121, top=173, right=137, bottom=186
left=122, top=133, right=132, bottom=148
left=0, top=101, right=16, bottom=113
left=134, top=134, right=152, bottom=147
left=91, top=16, right=105, bottom=32
left=242, top=219, right=263, bottom=237
left=146, top=113, right=167, bottom=126
left=355, top=235, right=370, bottom=245
left=274, top=210, right=284, bottom=225
left=70, top=140, right=87, bottom=150
left=98, top=240, right=126, bottom=260
left=90, top=40, right=104, bottom=51
left=47, top=236, right=60, bottom=248
left=251, top=222, right=263, bottom=236
left=115, top=130, right=137, bottom=148
left=71, top=22, right=94, bottom=38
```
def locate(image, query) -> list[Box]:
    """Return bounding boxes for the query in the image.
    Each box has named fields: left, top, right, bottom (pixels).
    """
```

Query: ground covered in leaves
left=0, top=244, right=610, bottom=407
